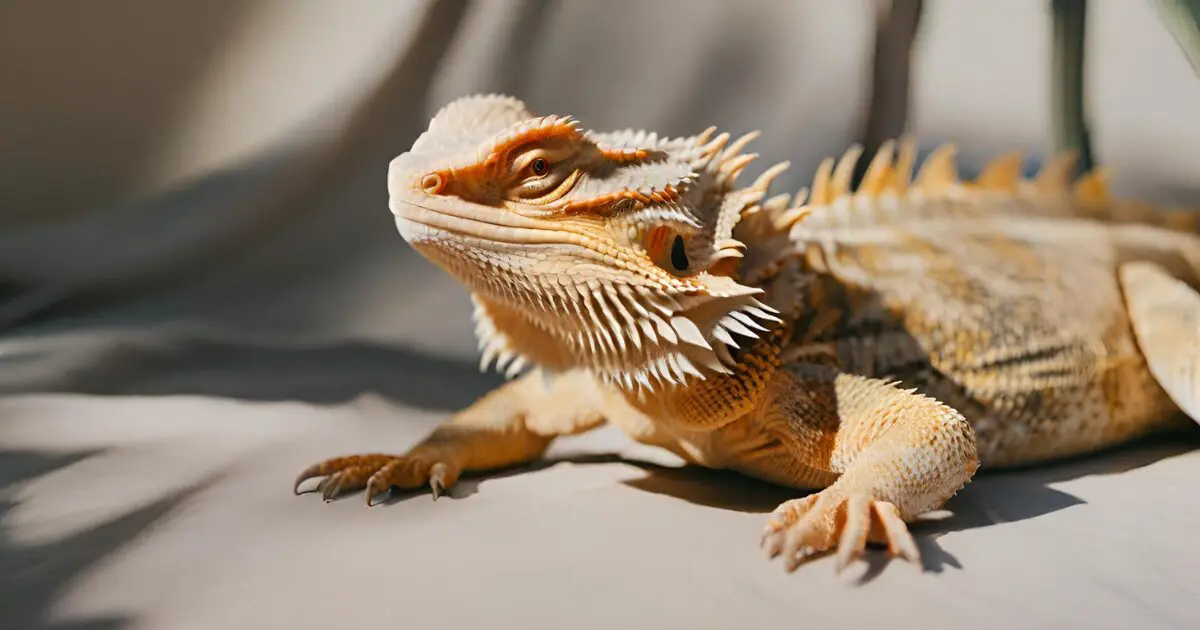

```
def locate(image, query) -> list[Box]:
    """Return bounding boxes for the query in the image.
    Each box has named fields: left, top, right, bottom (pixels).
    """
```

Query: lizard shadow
left=857, top=428, right=1200, bottom=582
left=371, top=427, right=1199, bottom=583
left=372, top=450, right=967, bottom=578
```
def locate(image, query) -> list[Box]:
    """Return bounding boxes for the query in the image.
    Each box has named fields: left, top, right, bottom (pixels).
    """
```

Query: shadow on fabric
left=0, top=448, right=225, bottom=630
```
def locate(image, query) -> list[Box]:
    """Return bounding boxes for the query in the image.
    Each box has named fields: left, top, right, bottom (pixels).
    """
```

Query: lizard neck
left=635, top=323, right=790, bottom=431
left=469, top=283, right=791, bottom=436
left=468, top=281, right=784, bottom=397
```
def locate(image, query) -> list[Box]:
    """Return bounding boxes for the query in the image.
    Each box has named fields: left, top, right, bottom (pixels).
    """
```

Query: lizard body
left=294, top=94, right=1200, bottom=572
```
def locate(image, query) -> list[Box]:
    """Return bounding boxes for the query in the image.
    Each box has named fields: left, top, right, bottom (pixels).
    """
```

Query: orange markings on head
left=515, top=118, right=581, bottom=144
left=492, top=119, right=582, bottom=163
left=650, top=185, right=680, bottom=203
left=437, top=118, right=585, bottom=187
left=647, top=224, right=672, bottom=255
left=560, top=185, right=682, bottom=215
left=708, top=257, right=740, bottom=278
left=598, top=147, right=654, bottom=163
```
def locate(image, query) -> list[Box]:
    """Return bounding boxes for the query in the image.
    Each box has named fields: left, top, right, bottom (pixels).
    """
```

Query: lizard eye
left=530, top=158, right=549, bottom=176
left=670, top=235, right=690, bottom=271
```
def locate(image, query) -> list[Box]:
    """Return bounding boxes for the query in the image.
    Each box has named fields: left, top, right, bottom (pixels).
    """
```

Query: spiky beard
left=463, top=267, right=782, bottom=395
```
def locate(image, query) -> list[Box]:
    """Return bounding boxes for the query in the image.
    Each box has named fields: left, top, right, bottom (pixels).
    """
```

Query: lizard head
left=387, top=94, right=788, bottom=392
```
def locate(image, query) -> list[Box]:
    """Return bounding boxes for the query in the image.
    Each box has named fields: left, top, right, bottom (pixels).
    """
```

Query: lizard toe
left=765, top=491, right=921, bottom=573
left=761, top=494, right=818, bottom=557
left=295, top=451, right=462, bottom=505
left=294, top=454, right=395, bottom=497
left=870, top=500, right=921, bottom=564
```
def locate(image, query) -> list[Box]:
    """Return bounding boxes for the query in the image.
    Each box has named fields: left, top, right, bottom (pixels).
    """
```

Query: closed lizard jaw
left=389, top=194, right=565, bottom=247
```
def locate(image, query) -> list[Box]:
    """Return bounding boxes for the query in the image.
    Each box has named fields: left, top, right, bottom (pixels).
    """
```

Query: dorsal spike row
left=830, top=144, right=864, bottom=199
left=808, top=158, right=835, bottom=206
left=972, top=150, right=1024, bottom=192
left=1034, top=149, right=1079, bottom=193
left=912, top=144, right=958, bottom=193
left=729, top=136, right=1122, bottom=272
left=888, top=136, right=918, bottom=192
left=857, top=140, right=895, bottom=196
left=1072, top=167, right=1111, bottom=205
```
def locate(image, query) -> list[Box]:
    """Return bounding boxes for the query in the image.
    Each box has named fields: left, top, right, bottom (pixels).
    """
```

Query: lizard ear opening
left=648, top=226, right=693, bottom=276
left=670, top=235, right=690, bottom=271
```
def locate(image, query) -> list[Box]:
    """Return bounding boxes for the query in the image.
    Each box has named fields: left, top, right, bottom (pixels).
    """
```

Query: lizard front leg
left=293, top=369, right=610, bottom=504
left=756, top=362, right=979, bottom=572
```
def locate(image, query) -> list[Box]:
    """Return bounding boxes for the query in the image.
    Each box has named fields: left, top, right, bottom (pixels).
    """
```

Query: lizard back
left=739, top=145, right=1199, bottom=467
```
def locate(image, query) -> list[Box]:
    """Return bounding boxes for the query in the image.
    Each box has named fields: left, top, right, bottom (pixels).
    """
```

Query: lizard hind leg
left=1120, top=261, right=1200, bottom=422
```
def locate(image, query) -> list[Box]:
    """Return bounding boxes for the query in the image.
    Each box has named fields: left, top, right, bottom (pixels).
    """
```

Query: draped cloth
left=1, top=2, right=1197, bottom=628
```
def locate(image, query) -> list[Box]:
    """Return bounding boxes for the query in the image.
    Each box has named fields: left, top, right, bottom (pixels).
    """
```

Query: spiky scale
left=719, top=314, right=759, bottom=339
left=730, top=310, right=769, bottom=332
left=671, top=316, right=712, bottom=350
left=712, top=326, right=739, bottom=349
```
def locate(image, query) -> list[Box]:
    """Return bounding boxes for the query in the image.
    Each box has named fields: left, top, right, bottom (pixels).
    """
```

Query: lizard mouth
left=390, top=197, right=577, bottom=248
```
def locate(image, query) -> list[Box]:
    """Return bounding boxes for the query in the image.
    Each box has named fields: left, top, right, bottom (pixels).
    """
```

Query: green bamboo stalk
left=854, top=0, right=925, bottom=187
left=1051, top=0, right=1095, bottom=175
left=1150, top=0, right=1200, bottom=75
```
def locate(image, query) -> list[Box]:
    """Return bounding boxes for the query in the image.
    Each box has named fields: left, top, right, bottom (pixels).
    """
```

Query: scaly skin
left=293, top=94, right=1200, bottom=573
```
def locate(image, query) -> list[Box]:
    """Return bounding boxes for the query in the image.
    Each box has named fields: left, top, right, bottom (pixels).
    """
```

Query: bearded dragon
left=292, top=94, right=1200, bottom=573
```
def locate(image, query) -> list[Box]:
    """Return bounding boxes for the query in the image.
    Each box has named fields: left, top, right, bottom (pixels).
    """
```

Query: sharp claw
left=365, top=470, right=385, bottom=507
left=293, top=465, right=322, bottom=495
left=429, top=462, right=448, bottom=501
left=873, top=501, right=922, bottom=566
left=784, top=547, right=806, bottom=573
left=835, top=552, right=852, bottom=574
left=785, top=538, right=833, bottom=573
left=321, top=473, right=343, bottom=502
left=761, top=523, right=784, bottom=557
left=763, top=534, right=782, bottom=559
left=895, top=540, right=921, bottom=565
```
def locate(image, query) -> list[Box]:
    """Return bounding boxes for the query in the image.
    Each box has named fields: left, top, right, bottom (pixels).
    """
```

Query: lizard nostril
left=420, top=173, right=444, bottom=194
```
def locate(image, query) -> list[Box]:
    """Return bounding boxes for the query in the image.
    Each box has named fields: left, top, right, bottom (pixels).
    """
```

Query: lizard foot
left=760, top=491, right=920, bottom=573
left=293, top=452, right=461, bottom=505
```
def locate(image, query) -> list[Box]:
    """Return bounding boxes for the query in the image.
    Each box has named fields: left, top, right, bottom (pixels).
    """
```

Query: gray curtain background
left=2, top=0, right=1196, bottom=372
